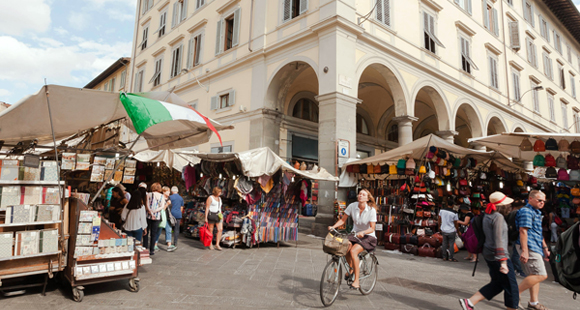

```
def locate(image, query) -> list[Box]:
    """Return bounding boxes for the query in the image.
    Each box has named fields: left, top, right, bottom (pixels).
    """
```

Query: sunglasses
left=534, top=198, right=545, bottom=203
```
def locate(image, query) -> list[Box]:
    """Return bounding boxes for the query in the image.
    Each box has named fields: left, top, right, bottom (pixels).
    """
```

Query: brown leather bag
left=400, top=244, right=418, bottom=255
left=384, top=233, right=401, bottom=244
left=384, top=242, right=399, bottom=250
left=433, top=232, right=444, bottom=245
left=418, top=244, right=437, bottom=257
left=418, top=235, right=441, bottom=247
left=416, top=210, right=424, bottom=218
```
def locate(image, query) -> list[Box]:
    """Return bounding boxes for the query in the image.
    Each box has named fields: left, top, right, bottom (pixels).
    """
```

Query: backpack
left=463, top=213, right=486, bottom=276
left=551, top=221, right=580, bottom=299
left=506, top=210, right=519, bottom=245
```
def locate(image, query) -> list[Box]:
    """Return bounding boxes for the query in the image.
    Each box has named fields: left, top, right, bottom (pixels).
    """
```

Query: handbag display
left=418, top=244, right=437, bottom=257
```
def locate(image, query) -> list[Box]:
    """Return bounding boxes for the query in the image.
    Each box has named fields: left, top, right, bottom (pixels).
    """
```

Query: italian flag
left=120, top=93, right=223, bottom=144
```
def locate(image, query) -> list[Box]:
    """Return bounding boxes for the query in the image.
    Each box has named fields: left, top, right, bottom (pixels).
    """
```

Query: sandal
left=349, top=284, right=360, bottom=290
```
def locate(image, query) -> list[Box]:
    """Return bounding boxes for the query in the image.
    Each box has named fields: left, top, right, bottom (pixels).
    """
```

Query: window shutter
left=196, top=0, right=201, bottom=9
left=562, top=69, right=566, bottom=89
left=300, top=0, right=308, bottom=14
left=532, top=44, right=537, bottom=67
left=210, top=96, right=218, bottom=110
left=283, top=0, right=292, bottom=22
left=423, top=12, right=428, bottom=34
left=492, top=8, right=499, bottom=36
left=377, top=0, right=383, bottom=23
left=454, top=0, right=459, bottom=4
left=181, top=0, right=188, bottom=21
left=142, top=0, right=148, bottom=15
left=195, top=34, right=202, bottom=65
left=148, top=0, right=154, bottom=10
left=467, top=0, right=472, bottom=15
left=427, top=14, right=445, bottom=48
left=134, top=73, right=139, bottom=91
left=530, top=4, right=534, bottom=26
left=172, top=2, right=179, bottom=28
left=219, top=19, right=225, bottom=52
left=187, top=38, right=194, bottom=69
left=228, top=90, right=236, bottom=107
left=483, top=2, right=489, bottom=29
left=232, top=8, right=241, bottom=47
left=215, top=20, right=222, bottom=55
left=384, top=0, right=390, bottom=26
left=509, top=21, right=520, bottom=50
left=178, top=46, right=183, bottom=73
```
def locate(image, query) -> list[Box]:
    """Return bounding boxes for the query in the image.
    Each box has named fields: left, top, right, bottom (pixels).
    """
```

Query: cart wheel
left=129, top=279, right=140, bottom=292
left=72, top=287, right=84, bottom=302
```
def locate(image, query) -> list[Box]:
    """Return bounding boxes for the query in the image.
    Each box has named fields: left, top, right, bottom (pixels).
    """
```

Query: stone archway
left=454, top=102, right=483, bottom=148
left=411, top=85, right=451, bottom=141
left=487, top=115, right=508, bottom=135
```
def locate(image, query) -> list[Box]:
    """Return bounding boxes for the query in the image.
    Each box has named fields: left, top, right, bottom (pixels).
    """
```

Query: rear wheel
left=358, top=255, right=378, bottom=295
left=320, top=258, right=342, bottom=307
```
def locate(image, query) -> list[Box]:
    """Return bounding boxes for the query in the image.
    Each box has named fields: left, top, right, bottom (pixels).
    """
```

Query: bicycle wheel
left=358, top=255, right=378, bottom=295
left=320, top=258, right=342, bottom=307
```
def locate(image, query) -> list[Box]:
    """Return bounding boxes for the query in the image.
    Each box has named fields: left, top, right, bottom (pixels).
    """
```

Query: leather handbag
left=418, top=235, right=441, bottom=247
left=409, top=234, right=419, bottom=245
left=418, top=244, right=437, bottom=257
left=435, top=246, right=442, bottom=258
left=433, top=232, right=444, bottom=245
left=416, top=210, right=424, bottom=218
left=384, top=232, right=401, bottom=244
left=384, top=242, right=399, bottom=250
left=400, top=244, right=418, bottom=255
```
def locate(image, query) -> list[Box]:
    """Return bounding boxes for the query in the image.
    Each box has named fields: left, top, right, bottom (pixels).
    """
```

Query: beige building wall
left=85, top=58, right=131, bottom=92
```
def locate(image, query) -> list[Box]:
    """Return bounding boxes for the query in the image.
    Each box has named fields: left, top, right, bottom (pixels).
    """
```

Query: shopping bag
left=159, top=208, right=167, bottom=228
left=199, top=223, right=213, bottom=247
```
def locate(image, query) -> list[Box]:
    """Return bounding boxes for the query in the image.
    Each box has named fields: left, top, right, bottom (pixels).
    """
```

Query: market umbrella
left=120, top=92, right=234, bottom=151
left=468, top=132, right=580, bottom=161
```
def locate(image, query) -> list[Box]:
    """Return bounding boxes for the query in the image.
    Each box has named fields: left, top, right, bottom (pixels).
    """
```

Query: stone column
left=393, top=116, right=417, bottom=146
left=436, top=130, right=458, bottom=144
left=249, top=109, right=282, bottom=152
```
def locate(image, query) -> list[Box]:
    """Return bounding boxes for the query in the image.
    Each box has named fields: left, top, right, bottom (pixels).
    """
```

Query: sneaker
left=459, top=299, right=474, bottom=310
left=154, top=246, right=159, bottom=251
left=527, top=302, right=550, bottom=310
left=167, top=245, right=176, bottom=252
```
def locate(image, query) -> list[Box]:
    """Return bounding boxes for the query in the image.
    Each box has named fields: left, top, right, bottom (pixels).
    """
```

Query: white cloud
left=0, top=36, right=131, bottom=86
left=68, top=13, right=89, bottom=30
left=0, top=89, right=13, bottom=98
left=108, top=10, right=135, bottom=22
left=87, top=0, right=137, bottom=9
left=0, top=0, right=51, bottom=36
left=54, top=27, right=69, bottom=36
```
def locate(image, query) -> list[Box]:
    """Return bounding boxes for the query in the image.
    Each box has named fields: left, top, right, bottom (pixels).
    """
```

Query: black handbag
left=208, top=211, right=220, bottom=222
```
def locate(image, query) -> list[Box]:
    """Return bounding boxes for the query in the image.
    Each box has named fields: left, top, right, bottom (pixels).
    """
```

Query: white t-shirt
left=345, top=202, right=377, bottom=238
left=439, top=209, right=459, bottom=233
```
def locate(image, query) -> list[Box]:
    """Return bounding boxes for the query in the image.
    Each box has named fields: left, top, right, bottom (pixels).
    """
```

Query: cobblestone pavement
left=1, top=233, right=578, bottom=310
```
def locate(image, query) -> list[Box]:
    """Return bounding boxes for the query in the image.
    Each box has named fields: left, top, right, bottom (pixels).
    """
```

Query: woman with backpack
left=459, top=192, right=519, bottom=310
left=458, top=204, right=476, bottom=262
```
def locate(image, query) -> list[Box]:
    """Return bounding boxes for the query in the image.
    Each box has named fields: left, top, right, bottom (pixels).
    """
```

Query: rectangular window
left=567, top=44, right=572, bottom=63
left=103, top=82, right=109, bottom=92
left=571, top=75, right=577, bottom=98
left=554, top=31, right=562, bottom=54
left=150, top=58, right=163, bottom=86
left=548, top=94, right=555, bottom=121
left=225, top=15, right=234, bottom=51
left=543, top=53, right=553, bottom=80
left=110, top=78, right=115, bottom=92
left=575, top=113, right=580, bottom=133
left=506, top=0, right=512, bottom=5
left=559, top=65, right=566, bottom=89
left=423, top=11, right=444, bottom=54
left=454, top=0, right=472, bottom=14
left=120, top=70, right=126, bottom=89
left=512, top=70, right=521, bottom=101
left=172, top=0, right=188, bottom=28
left=489, top=55, right=499, bottom=89
left=187, top=33, right=203, bottom=69
left=141, top=26, right=149, bottom=50
left=215, top=8, right=241, bottom=55
left=376, top=0, right=391, bottom=26
left=210, top=90, right=236, bottom=110
left=211, top=145, right=232, bottom=153
left=531, top=80, right=540, bottom=112
left=142, top=0, right=154, bottom=15
left=524, top=1, right=534, bottom=26
left=540, top=16, right=550, bottom=42
left=526, top=37, right=537, bottom=67
left=196, top=0, right=205, bottom=9
left=134, top=69, right=144, bottom=92
left=283, top=0, right=309, bottom=23
left=460, top=36, right=478, bottom=73
left=170, top=45, right=183, bottom=78
left=483, top=2, right=499, bottom=36
left=562, top=102, right=569, bottom=129
left=219, top=93, right=229, bottom=109
left=156, top=11, right=167, bottom=38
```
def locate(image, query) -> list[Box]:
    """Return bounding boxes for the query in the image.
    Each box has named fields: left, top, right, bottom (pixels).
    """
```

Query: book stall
left=0, top=85, right=232, bottom=301
left=182, top=147, right=337, bottom=248
left=339, top=134, right=523, bottom=258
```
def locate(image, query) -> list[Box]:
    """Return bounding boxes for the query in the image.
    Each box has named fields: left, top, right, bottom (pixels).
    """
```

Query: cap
left=138, top=182, right=147, bottom=189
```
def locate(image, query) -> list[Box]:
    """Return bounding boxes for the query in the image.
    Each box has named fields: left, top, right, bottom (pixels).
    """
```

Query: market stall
left=183, top=147, right=338, bottom=248
left=339, top=134, right=523, bottom=257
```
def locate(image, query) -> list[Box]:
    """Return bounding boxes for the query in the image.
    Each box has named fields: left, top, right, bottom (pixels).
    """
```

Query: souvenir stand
left=185, top=147, right=338, bottom=248
left=470, top=133, right=580, bottom=231
left=340, top=134, right=522, bottom=257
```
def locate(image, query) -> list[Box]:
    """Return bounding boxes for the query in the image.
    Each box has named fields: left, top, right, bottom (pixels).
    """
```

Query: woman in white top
left=205, top=187, right=223, bottom=251
left=144, top=182, right=166, bottom=256
left=121, top=186, right=148, bottom=243
left=329, top=189, right=378, bottom=289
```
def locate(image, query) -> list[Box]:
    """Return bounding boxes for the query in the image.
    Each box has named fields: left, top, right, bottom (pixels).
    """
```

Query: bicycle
left=320, top=229, right=379, bottom=307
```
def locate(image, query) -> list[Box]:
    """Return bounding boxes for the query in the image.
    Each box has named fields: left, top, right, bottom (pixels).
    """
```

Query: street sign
left=338, top=141, right=348, bottom=158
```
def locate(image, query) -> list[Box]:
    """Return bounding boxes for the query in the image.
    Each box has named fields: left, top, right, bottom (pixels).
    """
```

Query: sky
left=2, top=1, right=580, bottom=105
left=0, top=0, right=136, bottom=105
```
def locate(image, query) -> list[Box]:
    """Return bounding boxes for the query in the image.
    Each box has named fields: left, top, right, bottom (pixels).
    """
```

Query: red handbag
left=199, top=223, right=213, bottom=247
left=384, top=233, right=401, bottom=244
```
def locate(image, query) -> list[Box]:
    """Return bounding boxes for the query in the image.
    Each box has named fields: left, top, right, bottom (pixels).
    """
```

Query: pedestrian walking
left=459, top=192, right=519, bottom=310
left=547, top=207, right=558, bottom=243
left=205, top=187, right=223, bottom=251
left=144, top=182, right=165, bottom=256
left=121, top=186, right=148, bottom=242
left=458, top=204, right=476, bottom=262
left=156, top=186, right=172, bottom=251
left=168, top=186, right=184, bottom=252
left=506, top=200, right=526, bottom=278
left=516, top=190, right=551, bottom=310
left=439, top=204, right=459, bottom=262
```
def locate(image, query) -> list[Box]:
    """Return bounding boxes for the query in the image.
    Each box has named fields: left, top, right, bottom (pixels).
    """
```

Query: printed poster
left=90, top=165, right=105, bottom=182
left=93, top=156, right=107, bottom=166
left=105, top=158, right=115, bottom=170
left=61, top=153, right=76, bottom=170
left=125, top=159, right=136, bottom=168
left=75, top=154, right=91, bottom=171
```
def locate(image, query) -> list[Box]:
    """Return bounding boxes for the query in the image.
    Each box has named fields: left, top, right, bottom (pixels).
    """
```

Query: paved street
left=1, top=233, right=578, bottom=310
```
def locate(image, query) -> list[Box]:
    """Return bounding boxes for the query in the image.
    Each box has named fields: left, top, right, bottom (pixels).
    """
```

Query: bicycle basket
left=323, top=232, right=350, bottom=256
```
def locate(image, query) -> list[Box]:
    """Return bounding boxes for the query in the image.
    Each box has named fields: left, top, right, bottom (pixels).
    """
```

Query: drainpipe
left=500, top=0, right=511, bottom=109
left=248, top=0, right=254, bottom=52
left=129, top=0, right=141, bottom=92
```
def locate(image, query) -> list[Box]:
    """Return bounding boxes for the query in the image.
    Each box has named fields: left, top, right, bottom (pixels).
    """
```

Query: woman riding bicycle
left=328, top=189, right=377, bottom=289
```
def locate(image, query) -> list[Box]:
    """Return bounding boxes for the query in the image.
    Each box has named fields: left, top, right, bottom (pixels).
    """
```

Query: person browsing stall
left=439, top=204, right=459, bottom=262
left=168, top=186, right=184, bottom=251
left=205, top=187, right=224, bottom=251
left=328, top=189, right=377, bottom=290
left=458, top=204, right=476, bottom=262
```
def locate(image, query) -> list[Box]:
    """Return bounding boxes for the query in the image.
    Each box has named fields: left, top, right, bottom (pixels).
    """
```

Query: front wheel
left=320, top=258, right=342, bottom=307
left=358, top=255, right=378, bottom=295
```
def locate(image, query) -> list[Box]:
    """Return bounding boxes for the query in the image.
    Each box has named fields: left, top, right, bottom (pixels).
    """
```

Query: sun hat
left=486, top=192, right=514, bottom=214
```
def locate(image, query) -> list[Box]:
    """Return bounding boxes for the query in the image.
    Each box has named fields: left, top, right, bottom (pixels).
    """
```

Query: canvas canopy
left=469, top=132, right=580, bottom=161
left=193, top=147, right=338, bottom=182
left=133, top=150, right=200, bottom=172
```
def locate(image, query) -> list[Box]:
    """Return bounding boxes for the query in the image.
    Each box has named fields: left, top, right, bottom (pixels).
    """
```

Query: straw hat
left=489, top=192, right=514, bottom=206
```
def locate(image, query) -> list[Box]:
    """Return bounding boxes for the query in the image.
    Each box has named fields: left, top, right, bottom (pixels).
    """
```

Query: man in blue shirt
left=516, top=190, right=551, bottom=310
left=167, top=186, right=184, bottom=251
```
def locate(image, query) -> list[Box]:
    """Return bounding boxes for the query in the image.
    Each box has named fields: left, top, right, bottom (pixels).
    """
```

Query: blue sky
left=0, top=0, right=136, bottom=104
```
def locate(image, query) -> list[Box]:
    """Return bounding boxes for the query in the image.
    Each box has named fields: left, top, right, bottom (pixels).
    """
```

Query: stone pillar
left=393, top=116, right=417, bottom=146
left=436, top=130, right=458, bottom=144
left=248, top=109, right=282, bottom=152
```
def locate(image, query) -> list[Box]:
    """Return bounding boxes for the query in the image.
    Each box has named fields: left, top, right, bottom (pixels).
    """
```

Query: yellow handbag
left=419, top=165, right=426, bottom=174
left=389, top=165, right=397, bottom=174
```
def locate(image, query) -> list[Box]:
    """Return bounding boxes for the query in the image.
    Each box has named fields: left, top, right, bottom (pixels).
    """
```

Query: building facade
left=85, top=57, right=131, bottom=92
left=126, top=0, right=580, bottom=233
